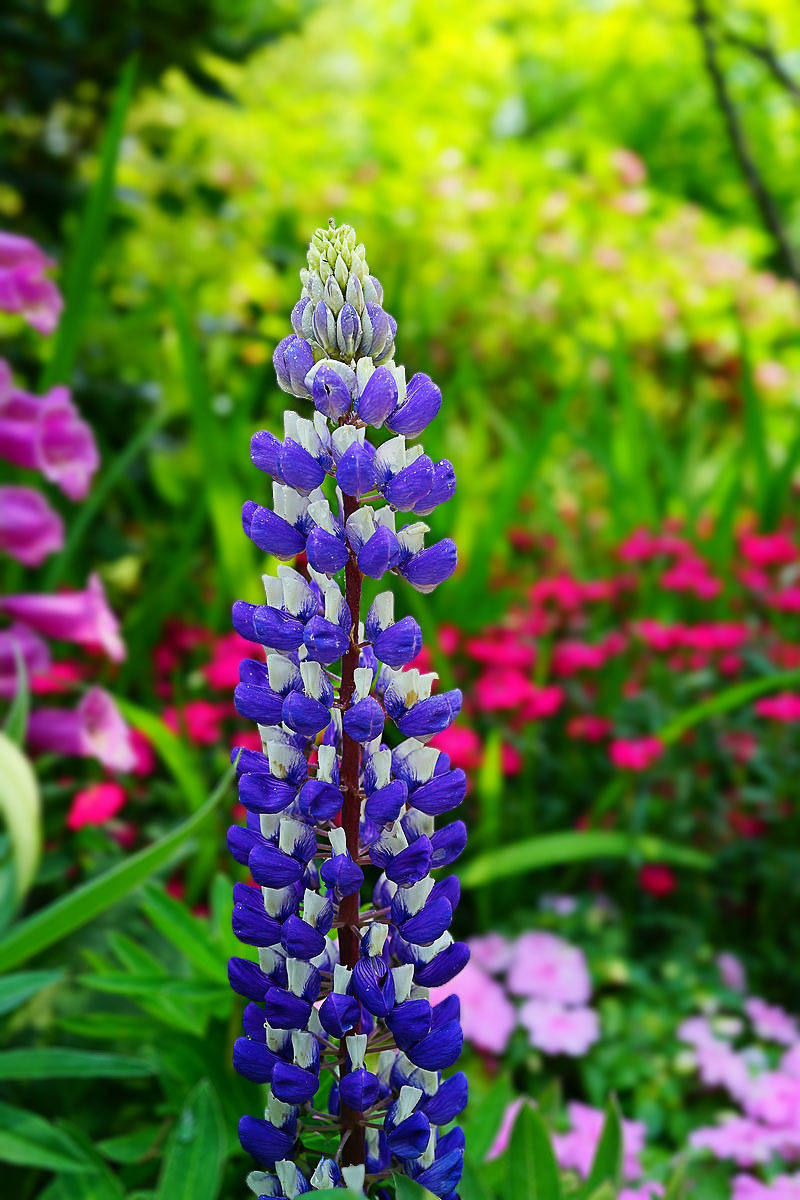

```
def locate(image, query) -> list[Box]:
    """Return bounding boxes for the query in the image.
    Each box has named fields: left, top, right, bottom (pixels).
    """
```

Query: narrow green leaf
left=3, top=640, right=29, bottom=745
left=393, top=1177, right=436, bottom=1199
left=0, top=1101, right=99, bottom=1173
left=140, top=883, right=221, bottom=980
left=41, top=56, right=138, bottom=389
left=0, top=969, right=62, bottom=1015
left=460, top=830, right=710, bottom=889
left=97, top=1124, right=162, bottom=1164
left=79, top=974, right=228, bottom=1004
left=581, top=1099, right=622, bottom=1195
left=0, top=763, right=233, bottom=971
left=659, top=669, right=800, bottom=746
left=0, top=1047, right=155, bottom=1080
left=0, top=731, right=41, bottom=900
left=505, top=1103, right=562, bottom=1200
left=114, top=698, right=207, bottom=811
left=156, top=1079, right=226, bottom=1200
left=664, top=1160, right=688, bottom=1199
left=458, top=1157, right=491, bottom=1200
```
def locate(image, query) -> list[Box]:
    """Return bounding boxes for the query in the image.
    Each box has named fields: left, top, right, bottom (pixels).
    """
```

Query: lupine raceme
left=228, top=222, right=469, bottom=1199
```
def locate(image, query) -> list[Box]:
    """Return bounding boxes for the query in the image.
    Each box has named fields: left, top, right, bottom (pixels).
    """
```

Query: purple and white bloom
left=0, top=485, right=64, bottom=566
left=0, top=572, right=126, bottom=662
left=229, top=222, right=467, bottom=1196
left=27, top=686, right=136, bottom=771
left=0, top=624, right=50, bottom=698
left=0, top=382, right=99, bottom=501
left=0, top=232, right=63, bottom=335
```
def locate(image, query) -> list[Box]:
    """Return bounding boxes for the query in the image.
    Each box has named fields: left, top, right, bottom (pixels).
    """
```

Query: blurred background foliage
left=3, top=0, right=800, bottom=1197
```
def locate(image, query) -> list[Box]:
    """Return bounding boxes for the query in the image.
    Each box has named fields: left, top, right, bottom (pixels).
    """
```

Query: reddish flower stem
left=337, top=488, right=366, bottom=1168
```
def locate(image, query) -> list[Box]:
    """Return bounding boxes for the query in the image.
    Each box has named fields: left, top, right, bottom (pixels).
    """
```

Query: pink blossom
left=746, top=997, right=799, bottom=1046
left=129, top=728, right=156, bottom=777
left=518, top=999, right=599, bottom=1056
left=740, top=531, right=796, bottom=569
left=0, top=232, right=63, bottom=334
left=529, top=575, right=585, bottom=611
left=743, top=1071, right=800, bottom=1129
left=733, top=1174, right=800, bottom=1200
left=754, top=694, right=800, bottom=723
left=507, top=931, right=592, bottom=1004
left=67, top=781, right=126, bottom=831
left=429, top=725, right=482, bottom=771
left=618, top=528, right=690, bottom=562
left=486, top=1098, right=529, bottom=1161
left=520, top=684, right=564, bottom=720
left=693, top=1038, right=751, bottom=1099
left=555, top=1102, right=645, bottom=1180
left=0, top=384, right=99, bottom=500
left=781, top=1045, right=800, bottom=1080
left=717, top=952, right=747, bottom=992
left=204, top=632, right=262, bottom=690
left=620, top=1187, right=664, bottom=1200
left=465, top=633, right=534, bottom=670
left=474, top=669, right=535, bottom=712
left=678, top=1015, right=717, bottom=1047
left=611, top=148, right=647, bottom=187
left=638, top=864, right=676, bottom=896
left=609, top=736, right=663, bottom=771
left=30, top=661, right=82, bottom=694
left=0, top=573, right=125, bottom=661
left=0, top=485, right=64, bottom=565
left=768, top=587, right=800, bottom=613
left=429, top=959, right=516, bottom=1056
left=661, top=557, right=721, bottom=599
left=691, top=1117, right=786, bottom=1166
left=163, top=699, right=228, bottom=745
left=566, top=714, right=613, bottom=742
left=467, top=933, right=514, bottom=975
left=552, top=640, right=608, bottom=675
left=0, top=623, right=50, bottom=698
left=635, top=619, right=684, bottom=652
left=500, top=742, right=523, bottom=775
left=27, top=686, right=136, bottom=771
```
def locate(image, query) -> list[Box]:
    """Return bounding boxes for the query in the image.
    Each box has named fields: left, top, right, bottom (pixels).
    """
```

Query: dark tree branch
left=724, top=28, right=800, bottom=104
left=691, top=0, right=800, bottom=287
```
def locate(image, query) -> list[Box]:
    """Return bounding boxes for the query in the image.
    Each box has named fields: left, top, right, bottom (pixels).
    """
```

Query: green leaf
left=505, top=1103, right=562, bottom=1200
left=3, top=639, right=29, bottom=746
left=156, top=1079, right=226, bottom=1200
left=39, top=1175, right=124, bottom=1200
left=459, top=1157, right=491, bottom=1200
left=460, top=830, right=710, bottom=889
left=0, top=969, right=62, bottom=1015
left=664, top=1160, right=688, bottom=1199
left=79, top=973, right=228, bottom=1005
left=0, top=731, right=41, bottom=900
left=0, top=1101, right=99, bottom=1173
left=658, top=668, right=800, bottom=747
left=580, top=1099, right=622, bottom=1196
left=0, top=762, right=233, bottom=971
left=140, top=882, right=221, bottom=979
left=97, top=1124, right=163, bottom=1164
left=0, top=1047, right=155, bottom=1080
left=114, top=698, right=207, bottom=812
left=41, top=55, right=138, bottom=389
left=393, top=1177, right=437, bottom=1199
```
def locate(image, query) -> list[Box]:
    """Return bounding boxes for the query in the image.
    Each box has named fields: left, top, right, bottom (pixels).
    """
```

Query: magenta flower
left=507, top=931, right=592, bottom=1004
left=732, top=1174, right=800, bottom=1200
left=690, top=1117, right=784, bottom=1167
left=609, top=735, right=663, bottom=771
left=0, top=573, right=125, bottom=661
left=0, top=232, right=63, bottom=334
left=0, top=484, right=64, bottom=566
left=518, top=998, right=599, bottom=1056
left=0, top=381, right=99, bottom=501
left=754, top=694, right=800, bottom=723
left=66, top=781, right=127, bottom=831
left=27, top=686, right=135, bottom=771
left=0, top=623, right=51, bottom=697
left=717, top=951, right=747, bottom=993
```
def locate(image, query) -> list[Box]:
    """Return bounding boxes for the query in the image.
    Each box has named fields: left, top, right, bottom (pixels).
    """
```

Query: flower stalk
left=228, top=221, right=467, bottom=1198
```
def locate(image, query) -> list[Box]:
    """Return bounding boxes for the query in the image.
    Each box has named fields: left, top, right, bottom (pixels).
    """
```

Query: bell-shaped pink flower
left=0, top=623, right=51, bottom=698
left=0, top=232, right=63, bottom=334
left=0, top=380, right=99, bottom=501
left=0, top=573, right=125, bottom=661
left=0, top=485, right=64, bottom=565
left=27, top=687, right=135, bottom=771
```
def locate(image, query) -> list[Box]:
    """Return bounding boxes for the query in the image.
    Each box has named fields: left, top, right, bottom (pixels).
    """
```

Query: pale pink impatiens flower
left=518, top=999, right=599, bottom=1057
left=554, top=1102, right=646, bottom=1180
left=428, top=958, right=515, bottom=1056
left=690, top=1117, right=784, bottom=1167
left=0, top=573, right=125, bottom=661
left=27, top=687, right=136, bottom=772
left=717, top=951, right=747, bottom=993
left=507, top=931, right=592, bottom=1004
left=467, top=933, right=514, bottom=975
left=746, top=997, right=799, bottom=1046
left=732, top=1172, right=800, bottom=1199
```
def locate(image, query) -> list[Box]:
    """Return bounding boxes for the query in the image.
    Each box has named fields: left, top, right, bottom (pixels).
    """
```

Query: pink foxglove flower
left=0, top=232, right=63, bottom=334
left=0, top=484, right=64, bottom=565
left=0, top=624, right=50, bottom=697
left=0, top=573, right=125, bottom=661
left=27, top=687, right=135, bottom=772
left=0, top=381, right=99, bottom=500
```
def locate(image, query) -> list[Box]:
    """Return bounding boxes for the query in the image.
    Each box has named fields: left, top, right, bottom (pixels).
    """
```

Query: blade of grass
left=0, top=732, right=41, bottom=901
left=41, top=55, right=138, bottom=389
left=0, top=762, right=233, bottom=972
left=113, top=697, right=207, bottom=812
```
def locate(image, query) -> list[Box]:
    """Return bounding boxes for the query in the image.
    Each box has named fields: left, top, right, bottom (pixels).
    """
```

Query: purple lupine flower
left=0, top=232, right=63, bottom=334
left=0, top=380, right=99, bottom=500
left=27, top=686, right=136, bottom=771
left=0, top=485, right=64, bottom=566
left=229, top=222, right=467, bottom=1198
left=0, top=624, right=50, bottom=698
left=0, top=573, right=126, bottom=662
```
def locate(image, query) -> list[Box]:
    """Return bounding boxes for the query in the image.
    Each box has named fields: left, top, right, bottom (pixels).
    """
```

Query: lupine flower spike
left=228, top=221, right=468, bottom=1198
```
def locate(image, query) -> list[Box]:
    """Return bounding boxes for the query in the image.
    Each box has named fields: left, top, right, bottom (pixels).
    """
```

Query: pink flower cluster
left=430, top=928, right=599, bottom=1058
left=0, top=229, right=133, bottom=804
left=681, top=971, right=800, bottom=1192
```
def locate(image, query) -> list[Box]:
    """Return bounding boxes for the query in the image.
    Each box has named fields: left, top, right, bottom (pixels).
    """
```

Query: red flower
left=638, top=864, right=676, bottom=896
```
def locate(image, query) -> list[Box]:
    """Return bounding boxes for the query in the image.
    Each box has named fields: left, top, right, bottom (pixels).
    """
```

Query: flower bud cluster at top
left=227, top=221, right=468, bottom=1199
